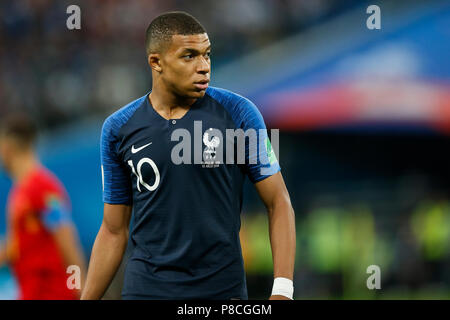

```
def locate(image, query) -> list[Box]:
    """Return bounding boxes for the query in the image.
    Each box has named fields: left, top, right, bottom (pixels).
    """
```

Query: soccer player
left=0, top=114, right=86, bottom=299
left=81, top=11, right=296, bottom=300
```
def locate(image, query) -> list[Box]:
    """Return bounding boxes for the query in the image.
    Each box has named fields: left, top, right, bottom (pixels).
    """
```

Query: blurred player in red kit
left=0, top=114, right=86, bottom=299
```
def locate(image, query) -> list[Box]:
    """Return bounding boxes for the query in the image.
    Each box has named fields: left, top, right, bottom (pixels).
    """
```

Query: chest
left=117, top=107, right=241, bottom=194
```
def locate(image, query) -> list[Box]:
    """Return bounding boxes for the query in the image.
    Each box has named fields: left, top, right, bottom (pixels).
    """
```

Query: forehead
left=168, top=33, right=211, bottom=52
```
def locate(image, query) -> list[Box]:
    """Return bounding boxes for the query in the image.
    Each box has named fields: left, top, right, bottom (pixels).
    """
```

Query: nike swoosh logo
left=131, top=142, right=152, bottom=154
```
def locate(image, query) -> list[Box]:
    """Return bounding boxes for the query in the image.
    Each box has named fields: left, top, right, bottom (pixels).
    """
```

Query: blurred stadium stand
left=1, top=0, right=449, bottom=299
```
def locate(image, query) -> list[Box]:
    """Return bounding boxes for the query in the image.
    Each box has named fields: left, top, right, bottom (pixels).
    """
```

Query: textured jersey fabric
left=101, top=86, right=280, bottom=299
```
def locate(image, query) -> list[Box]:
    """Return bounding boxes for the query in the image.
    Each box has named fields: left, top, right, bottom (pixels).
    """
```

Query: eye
left=205, top=52, right=211, bottom=58
left=183, top=54, right=194, bottom=60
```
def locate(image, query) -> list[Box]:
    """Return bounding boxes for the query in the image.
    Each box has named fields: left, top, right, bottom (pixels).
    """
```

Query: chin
left=189, top=89, right=207, bottom=98
left=174, top=86, right=207, bottom=100
left=196, top=90, right=207, bottom=97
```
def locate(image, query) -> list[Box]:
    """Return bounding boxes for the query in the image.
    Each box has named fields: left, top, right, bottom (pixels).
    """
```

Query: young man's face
left=158, top=33, right=211, bottom=99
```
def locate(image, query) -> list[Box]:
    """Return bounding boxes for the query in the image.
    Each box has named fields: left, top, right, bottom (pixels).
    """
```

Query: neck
left=10, top=151, right=39, bottom=183
left=150, top=80, right=196, bottom=116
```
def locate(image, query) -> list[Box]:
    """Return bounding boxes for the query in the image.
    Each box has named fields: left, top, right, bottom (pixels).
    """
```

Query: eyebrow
left=180, top=45, right=211, bottom=54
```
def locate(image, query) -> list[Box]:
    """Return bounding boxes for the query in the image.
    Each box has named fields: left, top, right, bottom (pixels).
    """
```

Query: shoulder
left=30, top=167, right=67, bottom=198
left=205, top=86, right=248, bottom=105
left=12, top=166, right=67, bottom=210
left=205, top=86, right=264, bottom=128
left=102, top=94, right=148, bottom=137
left=205, top=86, right=256, bottom=111
left=34, top=166, right=63, bottom=188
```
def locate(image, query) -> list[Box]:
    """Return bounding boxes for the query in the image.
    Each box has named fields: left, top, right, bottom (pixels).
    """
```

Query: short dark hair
left=0, top=113, right=37, bottom=147
left=145, top=11, right=206, bottom=55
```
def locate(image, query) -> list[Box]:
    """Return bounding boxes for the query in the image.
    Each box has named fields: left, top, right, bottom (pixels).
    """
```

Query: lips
left=194, top=80, right=209, bottom=90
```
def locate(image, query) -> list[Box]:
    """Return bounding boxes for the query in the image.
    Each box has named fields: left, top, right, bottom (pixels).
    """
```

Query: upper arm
left=38, top=189, right=85, bottom=268
left=100, top=114, right=135, bottom=235
left=103, top=203, right=132, bottom=235
left=101, top=117, right=132, bottom=205
left=254, top=172, right=291, bottom=212
left=238, top=98, right=281, bottom=183
left=41, top=194, right=73, bottom=231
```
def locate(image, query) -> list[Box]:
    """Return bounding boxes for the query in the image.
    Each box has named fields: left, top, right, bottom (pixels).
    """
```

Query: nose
left=197, top=56, right=210, bottom=74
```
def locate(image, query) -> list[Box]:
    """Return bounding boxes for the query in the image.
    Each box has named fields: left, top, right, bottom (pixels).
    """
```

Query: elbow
left=101, top=222, right=129, bottom=241
left=268, top=192, right=295, bottom=218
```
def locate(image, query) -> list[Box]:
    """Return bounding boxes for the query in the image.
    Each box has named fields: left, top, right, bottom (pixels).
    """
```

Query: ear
left=148, top=53, right=162, bottom=73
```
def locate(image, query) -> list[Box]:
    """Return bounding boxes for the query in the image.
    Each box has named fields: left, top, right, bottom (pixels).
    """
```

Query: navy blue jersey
left=100, top=86, right=280, bottom=299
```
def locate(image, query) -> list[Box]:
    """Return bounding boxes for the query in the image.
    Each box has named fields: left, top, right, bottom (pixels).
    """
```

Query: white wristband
left=271, top=277, right=294, bottom=299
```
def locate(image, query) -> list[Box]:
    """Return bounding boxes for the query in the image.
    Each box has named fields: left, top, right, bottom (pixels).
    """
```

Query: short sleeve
left=101, top=117, right=132, bottom=204
left=42, top=194, right=72, bottom=231
left=238, top=98, right=281, bottom=183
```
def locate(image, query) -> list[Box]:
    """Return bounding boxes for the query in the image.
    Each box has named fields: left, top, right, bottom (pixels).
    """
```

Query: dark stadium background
left=0, top=0, right=449, bottom=299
